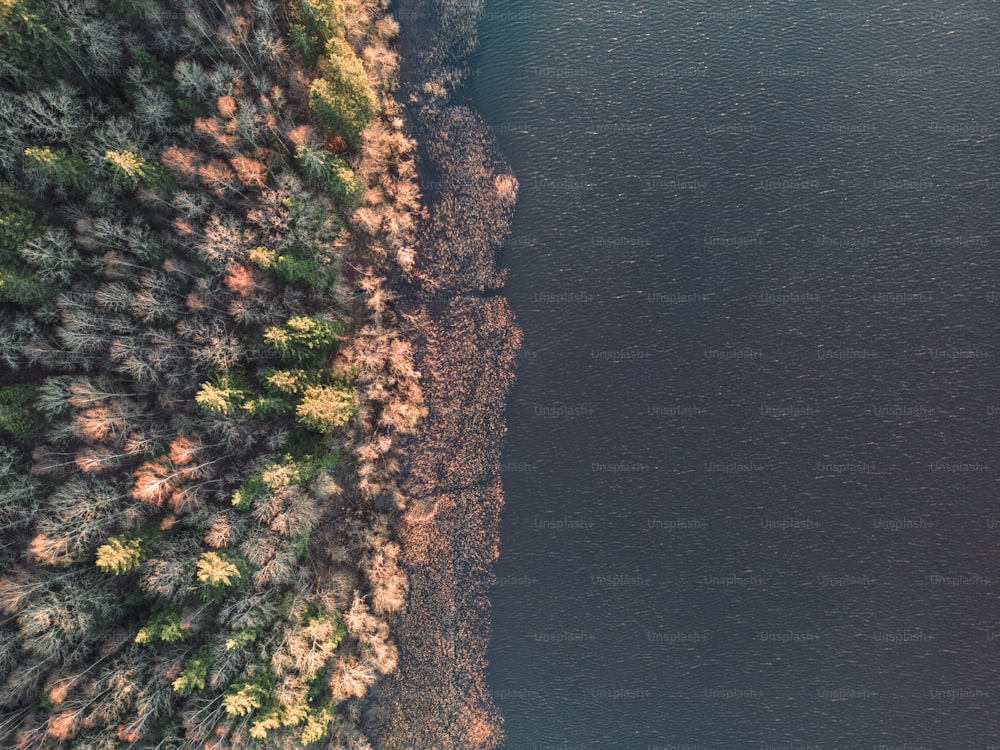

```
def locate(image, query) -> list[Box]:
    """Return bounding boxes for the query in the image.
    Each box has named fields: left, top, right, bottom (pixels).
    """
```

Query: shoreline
left=365, top=0, right=521, bottom=746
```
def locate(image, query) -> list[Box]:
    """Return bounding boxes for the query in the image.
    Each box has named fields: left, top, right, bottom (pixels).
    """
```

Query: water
left=471, top=1, right=1000, bottom=748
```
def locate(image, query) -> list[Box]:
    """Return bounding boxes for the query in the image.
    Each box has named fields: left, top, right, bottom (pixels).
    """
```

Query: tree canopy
left=0, top=0, right=420, bottom=747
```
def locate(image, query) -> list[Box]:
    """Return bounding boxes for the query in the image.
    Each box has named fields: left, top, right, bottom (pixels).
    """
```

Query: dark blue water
left=473, top=2, right=1000, bottom=748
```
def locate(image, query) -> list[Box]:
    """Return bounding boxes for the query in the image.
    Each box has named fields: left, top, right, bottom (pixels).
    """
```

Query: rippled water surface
left=471, top=1, right=1000, bottom=747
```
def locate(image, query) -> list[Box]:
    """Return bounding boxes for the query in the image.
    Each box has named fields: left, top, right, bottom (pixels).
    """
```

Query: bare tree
left=20, top=83, right=94, bottom=142
left=19, top=229, right=82, bottom=285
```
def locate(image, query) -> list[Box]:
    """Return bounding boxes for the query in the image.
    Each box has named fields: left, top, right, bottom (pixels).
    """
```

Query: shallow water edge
left=364, top=0, right=520, bottom=747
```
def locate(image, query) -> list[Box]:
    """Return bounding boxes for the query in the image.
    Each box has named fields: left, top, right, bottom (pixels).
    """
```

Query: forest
left=0, top=0, right=424, bottom=747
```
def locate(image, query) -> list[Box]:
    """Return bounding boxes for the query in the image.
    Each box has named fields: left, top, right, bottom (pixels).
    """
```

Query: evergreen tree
left=296, top=144, right=365, bottom=206
left=23, top=146, right=90, bottom=190
left=95, top=535, right=143, bottom=575
left=103, top=150, right=154, bottom=190
left=264, top=315, right=345, bottom=364
left=0, top=384, right=45, bottom=435
left=295, top=384, right=356, bottom=433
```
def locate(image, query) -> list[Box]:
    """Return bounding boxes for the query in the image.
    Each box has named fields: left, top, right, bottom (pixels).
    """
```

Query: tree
left=263, top=315, right=344, bottom=363
left=222, top=679, right=268, bottom=717
left=0, top=385, right=45, bottom=435
left=73, top=399, right=138, bottom=442
left=0, top=0, right=64, bottom=88
left=308, top=75, right=374, bottom=150
left=0, top=194, right=43, bottom=251
left=172, top=59, right=212, bottom=103
left=196, top=551, right=242, bottom=587
left=230, top=154, right=268, bottom=189
left=198, top=158, right=242, bottom=197
left=284, top=611, right=345, bottom=680
left=195, top=380, right=244, bottom=415
left=129, top=282, right=180, bottom=323
left=307, top=32, right=377, bottom=149
left=172, top=647, right=212, bottom=696
left=0, top=263, right=52, bottom=305
left=23, top=146, right=90, bottom=190
left=131, top=447, right=224, bottom=510
left=33, top=377, right=71, bottom=419
left=20, top=83, right=93, bottom=142
left=300, top=702, right=335, bottom=744
left=93, top=281, right=132, bottom=313
left=75, top=445, right=131, bottom=475
left=328, top=655, right=375, bottom=701
left=292, top=0, right=345, bottom=52
left=17, top=573, right=122, bottom=662
left=196, top=550, right=245, bottom=601
left=104, top=150, right=155, bottom=190
left=242, top=394, right=295, bottom=420
left=159, top=144, right=200, bottom=181
left=58, top=307, right=111, bottom=355
left=0, top=311, right=41, bottom=369
left=18, top=228, right=81, bottom=285
left=95, top=535, right=143, bottom=575
left=65, top=377, right=134, bottom=409
left=289, top=24, right=320, bottom=66
left=295, top=144, right=364, bottom=206
left=130, top=456, right=177, bottom=506
left=223, top=262, right=263, bottom=296
left=295, top=384, right=355, bottom=432
left=139, top=539, right=198, bottom=604
left=31, top=479, right=122, bottom=566
left=0, top=446, right=42, bottom=532
left=134, top=610, right=187, bottom=644
left=0, top=0, right=412, bottom=742
left=199, top=214, right=246, bottom=265
left=264, top=368, right=315, bottom=395
left=133, top=82, right=174, bottom=130
left=249, top=243, right=333, bottom=288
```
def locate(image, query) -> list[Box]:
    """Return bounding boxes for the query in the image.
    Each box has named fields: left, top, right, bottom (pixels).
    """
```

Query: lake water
left=471, top=1, right=1000, bottom=748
